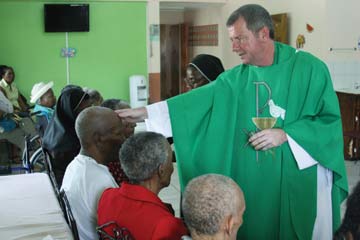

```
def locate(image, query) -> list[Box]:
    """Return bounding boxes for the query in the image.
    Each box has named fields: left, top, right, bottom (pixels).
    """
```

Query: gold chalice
left=252, top=117, right=277, bottom=130
left=251, top=117, right=277, bottom=161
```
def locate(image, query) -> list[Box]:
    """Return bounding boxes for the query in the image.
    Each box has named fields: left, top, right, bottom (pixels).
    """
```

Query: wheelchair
left=22, top=134, right=45, bottom=173
left=0, top=110, right=45, bottom=174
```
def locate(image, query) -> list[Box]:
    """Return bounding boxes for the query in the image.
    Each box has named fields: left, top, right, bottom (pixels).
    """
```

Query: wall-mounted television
left=44, top=4, right=89, bottom=32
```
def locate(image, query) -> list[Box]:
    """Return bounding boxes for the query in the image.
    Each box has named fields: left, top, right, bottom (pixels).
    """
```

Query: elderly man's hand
left=249, top=128, right=287, bottom=151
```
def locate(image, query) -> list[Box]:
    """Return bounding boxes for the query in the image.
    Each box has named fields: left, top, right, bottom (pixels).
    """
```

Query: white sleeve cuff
left=287, top=134, right=318, bottom=170
left=145, top=101, right=173, bottom=138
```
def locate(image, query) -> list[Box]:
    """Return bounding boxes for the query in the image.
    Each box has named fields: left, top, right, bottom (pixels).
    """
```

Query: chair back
left=42, top=147, right=53, bottom=173
left=42, top=148, right=59, bottom=190
left=97, top=221, right=134, bottom=240
left=59, top=190, right=80, bottom=240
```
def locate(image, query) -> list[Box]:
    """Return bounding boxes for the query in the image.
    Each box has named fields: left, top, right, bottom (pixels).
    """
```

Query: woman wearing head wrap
left=30, top=81, right=56, bottom=137
left=42, top=87, right=91, bottom=187
left=184, top=54, right=225, bottom=90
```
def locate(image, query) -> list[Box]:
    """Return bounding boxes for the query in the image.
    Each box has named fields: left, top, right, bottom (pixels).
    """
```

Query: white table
left=0, top=173, right=73, bottom=240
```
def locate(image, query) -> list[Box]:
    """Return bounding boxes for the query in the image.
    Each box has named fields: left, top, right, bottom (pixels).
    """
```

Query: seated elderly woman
left=30, top=81, right=56, bottom=138
left=182, top=174, right=245, bottom=240
left=0, top=65, right=29, bottom=112
left=0, top=88, right=26, bottom=153
left=42, top=87, right=92, bottom=187
left=0, top=81, right=36, bottom=155
left=97, top=132, right=188, bottom=239
left=184, top=54, right=224, bottom=91
left=0, top=88, right=15, bottom=132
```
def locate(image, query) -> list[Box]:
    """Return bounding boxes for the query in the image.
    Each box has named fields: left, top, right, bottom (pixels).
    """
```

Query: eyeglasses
left=73, top=92, right=89, bottom=112
left=232, top=35, right=249, bottom=45
left=183, top=76, right=207, bottom=89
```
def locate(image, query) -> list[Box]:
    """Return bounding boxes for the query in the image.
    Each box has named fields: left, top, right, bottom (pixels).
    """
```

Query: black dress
left=42, top=88, right=89, bottom=187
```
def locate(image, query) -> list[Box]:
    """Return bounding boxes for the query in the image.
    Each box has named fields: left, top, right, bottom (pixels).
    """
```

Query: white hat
left=30, top=81, right=54, bottom=103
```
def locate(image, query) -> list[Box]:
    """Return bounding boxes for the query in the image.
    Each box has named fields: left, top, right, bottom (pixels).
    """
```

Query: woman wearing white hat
left=30, top=81, right=56, bottom=137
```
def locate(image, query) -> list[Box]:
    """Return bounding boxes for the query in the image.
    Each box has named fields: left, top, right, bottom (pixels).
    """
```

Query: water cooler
left=129, top=75, right=148, bottom=108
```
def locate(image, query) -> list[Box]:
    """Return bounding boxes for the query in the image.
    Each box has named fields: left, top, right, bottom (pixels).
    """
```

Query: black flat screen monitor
left=44, top=4, right=89, bottom=32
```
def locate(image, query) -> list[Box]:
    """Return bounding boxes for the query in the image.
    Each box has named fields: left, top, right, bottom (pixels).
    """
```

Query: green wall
left=0, top=1, right=147, bottom=102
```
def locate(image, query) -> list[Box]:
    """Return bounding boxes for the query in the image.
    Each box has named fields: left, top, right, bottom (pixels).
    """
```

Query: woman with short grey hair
left=97, top=132, right=188, bottom=239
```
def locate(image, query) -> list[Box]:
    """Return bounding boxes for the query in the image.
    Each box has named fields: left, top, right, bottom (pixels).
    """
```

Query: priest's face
left=228, top=17, right=265, bottom=66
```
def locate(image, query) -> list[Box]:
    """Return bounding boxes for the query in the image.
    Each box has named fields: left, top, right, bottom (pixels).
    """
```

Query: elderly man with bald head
left=182, top=174, right=245, bottom=240
left=61, top=106, right=125, bottom=240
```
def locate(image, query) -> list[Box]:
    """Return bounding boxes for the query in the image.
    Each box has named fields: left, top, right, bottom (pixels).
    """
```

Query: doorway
left=160, top=23, right=189, bottom=100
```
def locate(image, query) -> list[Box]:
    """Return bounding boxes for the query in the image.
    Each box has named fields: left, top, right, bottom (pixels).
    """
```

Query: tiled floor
left=159, top=160, right=360, bottom=218
left=341, top=160, right=360, bottom=217
left=159, top=163, right=181, bottom=217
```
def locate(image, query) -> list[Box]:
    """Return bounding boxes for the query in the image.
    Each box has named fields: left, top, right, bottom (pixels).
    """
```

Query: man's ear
left=157, top=163, right=165, bottom=177
left=93, top=132, right=102, bottom=148
left=258, top=27, right=270, bottom=40
left=223, top=214, right=235, bottom=236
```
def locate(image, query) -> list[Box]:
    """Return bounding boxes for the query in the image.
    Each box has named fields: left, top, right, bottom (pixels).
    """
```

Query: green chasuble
left=167, top=42, right=348, bottom=240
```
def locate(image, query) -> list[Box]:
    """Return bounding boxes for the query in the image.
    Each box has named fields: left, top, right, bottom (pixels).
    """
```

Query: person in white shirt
left=0, top=89, right=28, bottom=153
left=0, top=89, right=13, bottom=114
left=61, top=106, right=125, bottom=240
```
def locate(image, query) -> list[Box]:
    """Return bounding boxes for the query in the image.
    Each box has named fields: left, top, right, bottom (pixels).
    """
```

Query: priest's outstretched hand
left=116, top=107, right=148, bottom=123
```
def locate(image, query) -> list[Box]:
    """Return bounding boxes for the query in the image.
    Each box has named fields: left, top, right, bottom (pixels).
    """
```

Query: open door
left=160, top=23, right=189, bottom=100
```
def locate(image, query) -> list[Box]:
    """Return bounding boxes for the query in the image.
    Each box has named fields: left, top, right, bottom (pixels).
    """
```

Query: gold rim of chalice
left=252, top=117, right=277, bottom=130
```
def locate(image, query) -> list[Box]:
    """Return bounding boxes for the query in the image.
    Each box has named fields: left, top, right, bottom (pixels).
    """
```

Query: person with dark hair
left=0, top=66, right=36, bottom=155
left=97, top=132, right=188, bottom=239
left=0, top=65, right=6, bottom=76
left=60, top=84, right=83, bottom=94
left=42, top=87, right=92, bottom=186
left=61, top=106, right=124, bottom=240
left=118, top=4, right=348, bottom=240
left=101, top=98, right=130, bottom=111
left=0, top=66, right=29, bottom=112
left=184, top=54, right=225, bottom=90
left=101, top=98, right=135, bottom=185
left=182, top=174, right=245, bottom=240
left=83, top=87, right=104, bottom=106
left=334, top=181, right=360, bottom=240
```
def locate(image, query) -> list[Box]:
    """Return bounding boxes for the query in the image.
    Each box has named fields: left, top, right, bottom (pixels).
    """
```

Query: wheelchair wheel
left=22, top=134, right=42, bottom=173
left=30, top=148, right=46, bottom=172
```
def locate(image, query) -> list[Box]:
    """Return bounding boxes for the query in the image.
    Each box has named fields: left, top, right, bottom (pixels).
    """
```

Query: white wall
left=184, top=7, right=224, bottom=61
left=324, top=0, right=360, bottom=91
left=203, top=0, right=327, bottom=69
left=160, top=9, right=184, bottom=24
left=147, top=0, right=161, bottom=73
left=150, top=0, right=360, bottom=91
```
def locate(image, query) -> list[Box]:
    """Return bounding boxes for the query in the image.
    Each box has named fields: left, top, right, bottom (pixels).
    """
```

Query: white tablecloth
left=0, top=173, right=73, bottom=240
